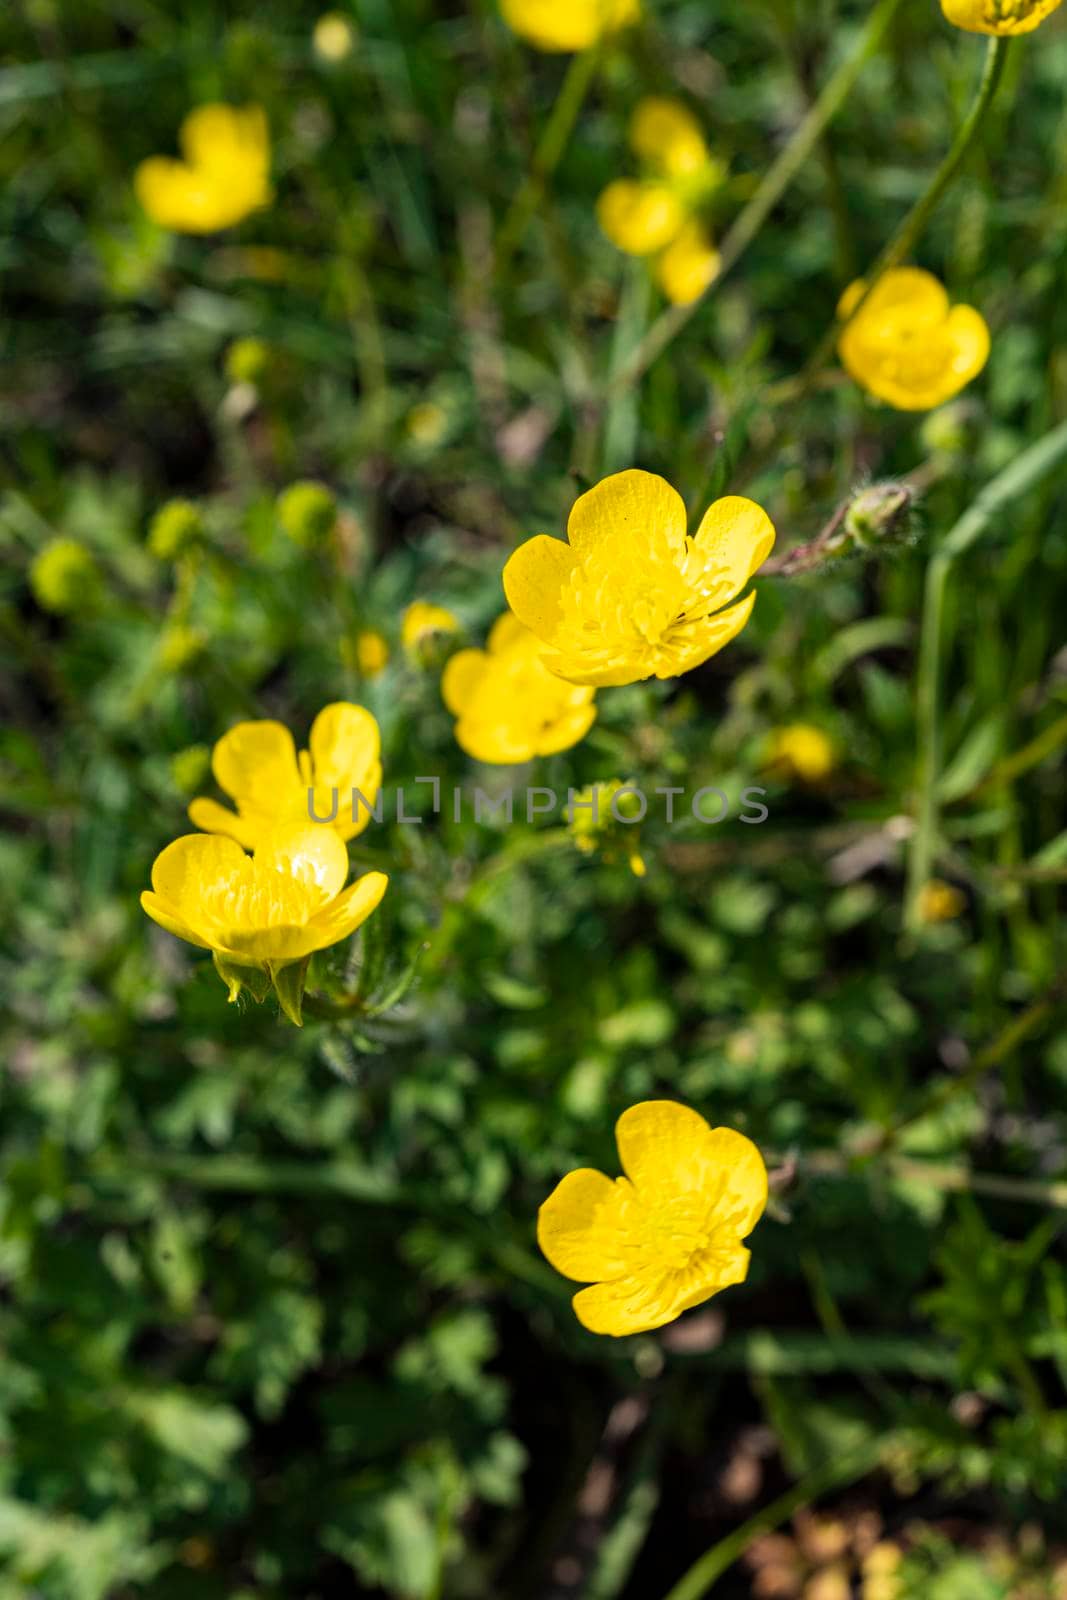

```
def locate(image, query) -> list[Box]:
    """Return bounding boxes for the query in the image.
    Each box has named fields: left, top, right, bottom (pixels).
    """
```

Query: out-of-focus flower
left=406, top=401, right=449, bottom=448
left=149, top=499, right=203, bottom=560
left=765, top=724, right=836, bottom=784
left=503, top=469, right=775, bottom=687
left=313, top=11, right=358, bottom=60
left=597, top=98, right=724, bottom=304
left=917, top=878, right=967, bottom=923
left=276, top=481, right=337, bottom=548
left=568, top=778, right=646, bottom=876
left=225, top=337, right=271, bottom=387
left=141, top=824, right=387, bottom=1022
left=861, top=1543, right=904, bottom=1600
left=837, top=268, right=989, bottom=412
left=538, top=1100, right=767, bottom=1335
left=402, top=600, right=461, bottom=659
left=30, top=538, right=100, bottom=614
left=189, top=704, right=382, bottom=847
left=442, top=612, right=596, bottom=763
left=500, top=0, right=639, bottom=53
left=354, top=630, right=390, bottom=677
left=940, top=0, right=1062, bottom=33
left=135, top=105, right=271, bottom=234
left=747, top=1510, right=888, bottom=1600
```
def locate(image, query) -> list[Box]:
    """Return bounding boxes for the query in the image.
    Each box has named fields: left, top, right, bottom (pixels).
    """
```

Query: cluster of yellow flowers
left=142, top=705, right=387, bottom=1023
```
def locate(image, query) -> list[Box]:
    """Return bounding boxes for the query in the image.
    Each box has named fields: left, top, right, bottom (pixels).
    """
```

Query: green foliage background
left=2, top=0, right=1067, bottom=1596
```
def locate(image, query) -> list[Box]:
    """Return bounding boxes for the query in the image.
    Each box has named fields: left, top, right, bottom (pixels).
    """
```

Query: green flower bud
left=30, top=538, right=100, bottom=615
left=843, top=482, right=912, bottom=550
left=920, top=401, right=976, bottom=459
left=276, top=480, right=338, bottom=548
left=225, top=337, right=270, bottom=387
left=170, top=744, right=212, bottom=794
left=149, top=499, right=203, bottom=560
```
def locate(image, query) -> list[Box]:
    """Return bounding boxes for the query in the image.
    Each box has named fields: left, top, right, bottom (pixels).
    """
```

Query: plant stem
left=780, top=35, right=1010, bottom=402
left=494, top=46, right=600, bottom=274
left=660, top=1444, right=882, bottom=1600
left=906, top=418, right=1067, bottom=928
left=611, top=0, right=907, bottom=396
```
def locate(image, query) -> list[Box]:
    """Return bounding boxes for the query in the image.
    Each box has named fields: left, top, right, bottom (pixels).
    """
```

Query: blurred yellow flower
left=500, top=0, right=639, bottom=52
left=141, top=824, right=387, bottom=1007
left=766, top=724, right=836, bottom=784
left=568, top=779, right=646, bottom=876
left=30, top=538, right=100, bottom=614
left=597, top=98, right=724, bottom=304
left=503, top=469, right=775, bottom=687
left=917, top=878, right=967, bottom=923
left=837, top=268, right=990, bottom=412
left=406, top=401, right=449, bottom=447
left=313, top=11, right=358, bottom=59
left=402, top=600, right=460, bottom=656
left=135, top=105, right=271, bottom=234
left=655, top=220, right=722, bottom=307
left=941, top=0, right=1062, bottom=32
left=355, top=629, right=390, bottom=677
left=188, top=704, right=382, bottom=848
left=442, top=612, right=596, bottom=763
left=538, top=1100, right=767, bottom=1335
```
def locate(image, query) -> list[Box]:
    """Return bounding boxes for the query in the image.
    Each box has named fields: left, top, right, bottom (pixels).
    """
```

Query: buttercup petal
left=945, top=304, right=992, bottom=385
left=657, top=591, right=757, bottom=679
left=308, top=702, right=381, bottom=788
left=487, top=610, right=529, bottom=655
left=940, top=0, right=1062, bottom=32
left=839, top=267, right=949, bottom=327
left=571, top=1267, right=676, bottom=1336
left=442, top=649, right=489, bottom=715
left=565, top=469, right=687, bottom=561
left=150, top=833, right=249, bottom=927
left=502, top=535, right=576, bottom=639
left=212, top=720, right=302, bottom=808
left=535, top=702, right=598, bottom=756
left=187, top=796, right=262, bottom=849
left=302, top=870, right=389, bottom=950
left=656, top=222, right=720, bottom=307
left=181, top=104, right=267, bottom=172
left=692, top=496, right=776, bottom=607
left=616, top=1100, right=730, bottom=1200
left=596, top=180, right=684, bottom=257
left=537, top=1169, right=633, bottom=1282
left=630, top=97, right=708, bottom=179
left=699, top=1129, right=769, bottom=1237
left=140, top=890, right=214, bottom=951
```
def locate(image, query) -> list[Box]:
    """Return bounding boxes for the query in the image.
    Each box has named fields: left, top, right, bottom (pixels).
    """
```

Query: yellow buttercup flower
left=503, top=469, right=775, bottom=687
left=402, top=600, right=461, bottom=657
left=135, top=105, right=271, bottom=234
left=837, top=268, right=990, bottom=412
left=538, top=1101, right=767, bottom=1336
left=940, top=0, right=1062, bottom=33
left=655, top=220, right=722, bottom=307
left=188, top=704, right=382, bottom=848
left=597, top=98, right=724, bottom=303
left=355, top=629, right=390, bottom=677
left=766, top=724, right=836, bottom=784
left=917, top=878, right=967, bottom=923
left=141, top=825, right=387, bottom=1017
left=500, top=0, right=639, bottom=52
left=442, top=612, right=597, bottom=763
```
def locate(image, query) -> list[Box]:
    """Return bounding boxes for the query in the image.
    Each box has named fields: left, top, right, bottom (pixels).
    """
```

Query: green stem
left=495, top=46, right=600, bottom=273
left=786, top=35, right=1010, bottom=400
left=906, top=419, right=1067, bottom=928
left=660, top=1444, right=882, bottom=1600
left=611, top=0, right=906, bottom=395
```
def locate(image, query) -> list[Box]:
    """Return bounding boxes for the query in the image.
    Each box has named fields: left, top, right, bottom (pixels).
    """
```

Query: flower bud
left=313, top=11, right=358, bottom=61
left=30, top=538, right=100, bottom=614
left=276, top=480, right=338, bottom=548
left=843, top=482, right=912, bottom=550
left=224, top=336, right=270, bottom=387
left=149, top=498, right=203, bottom=560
